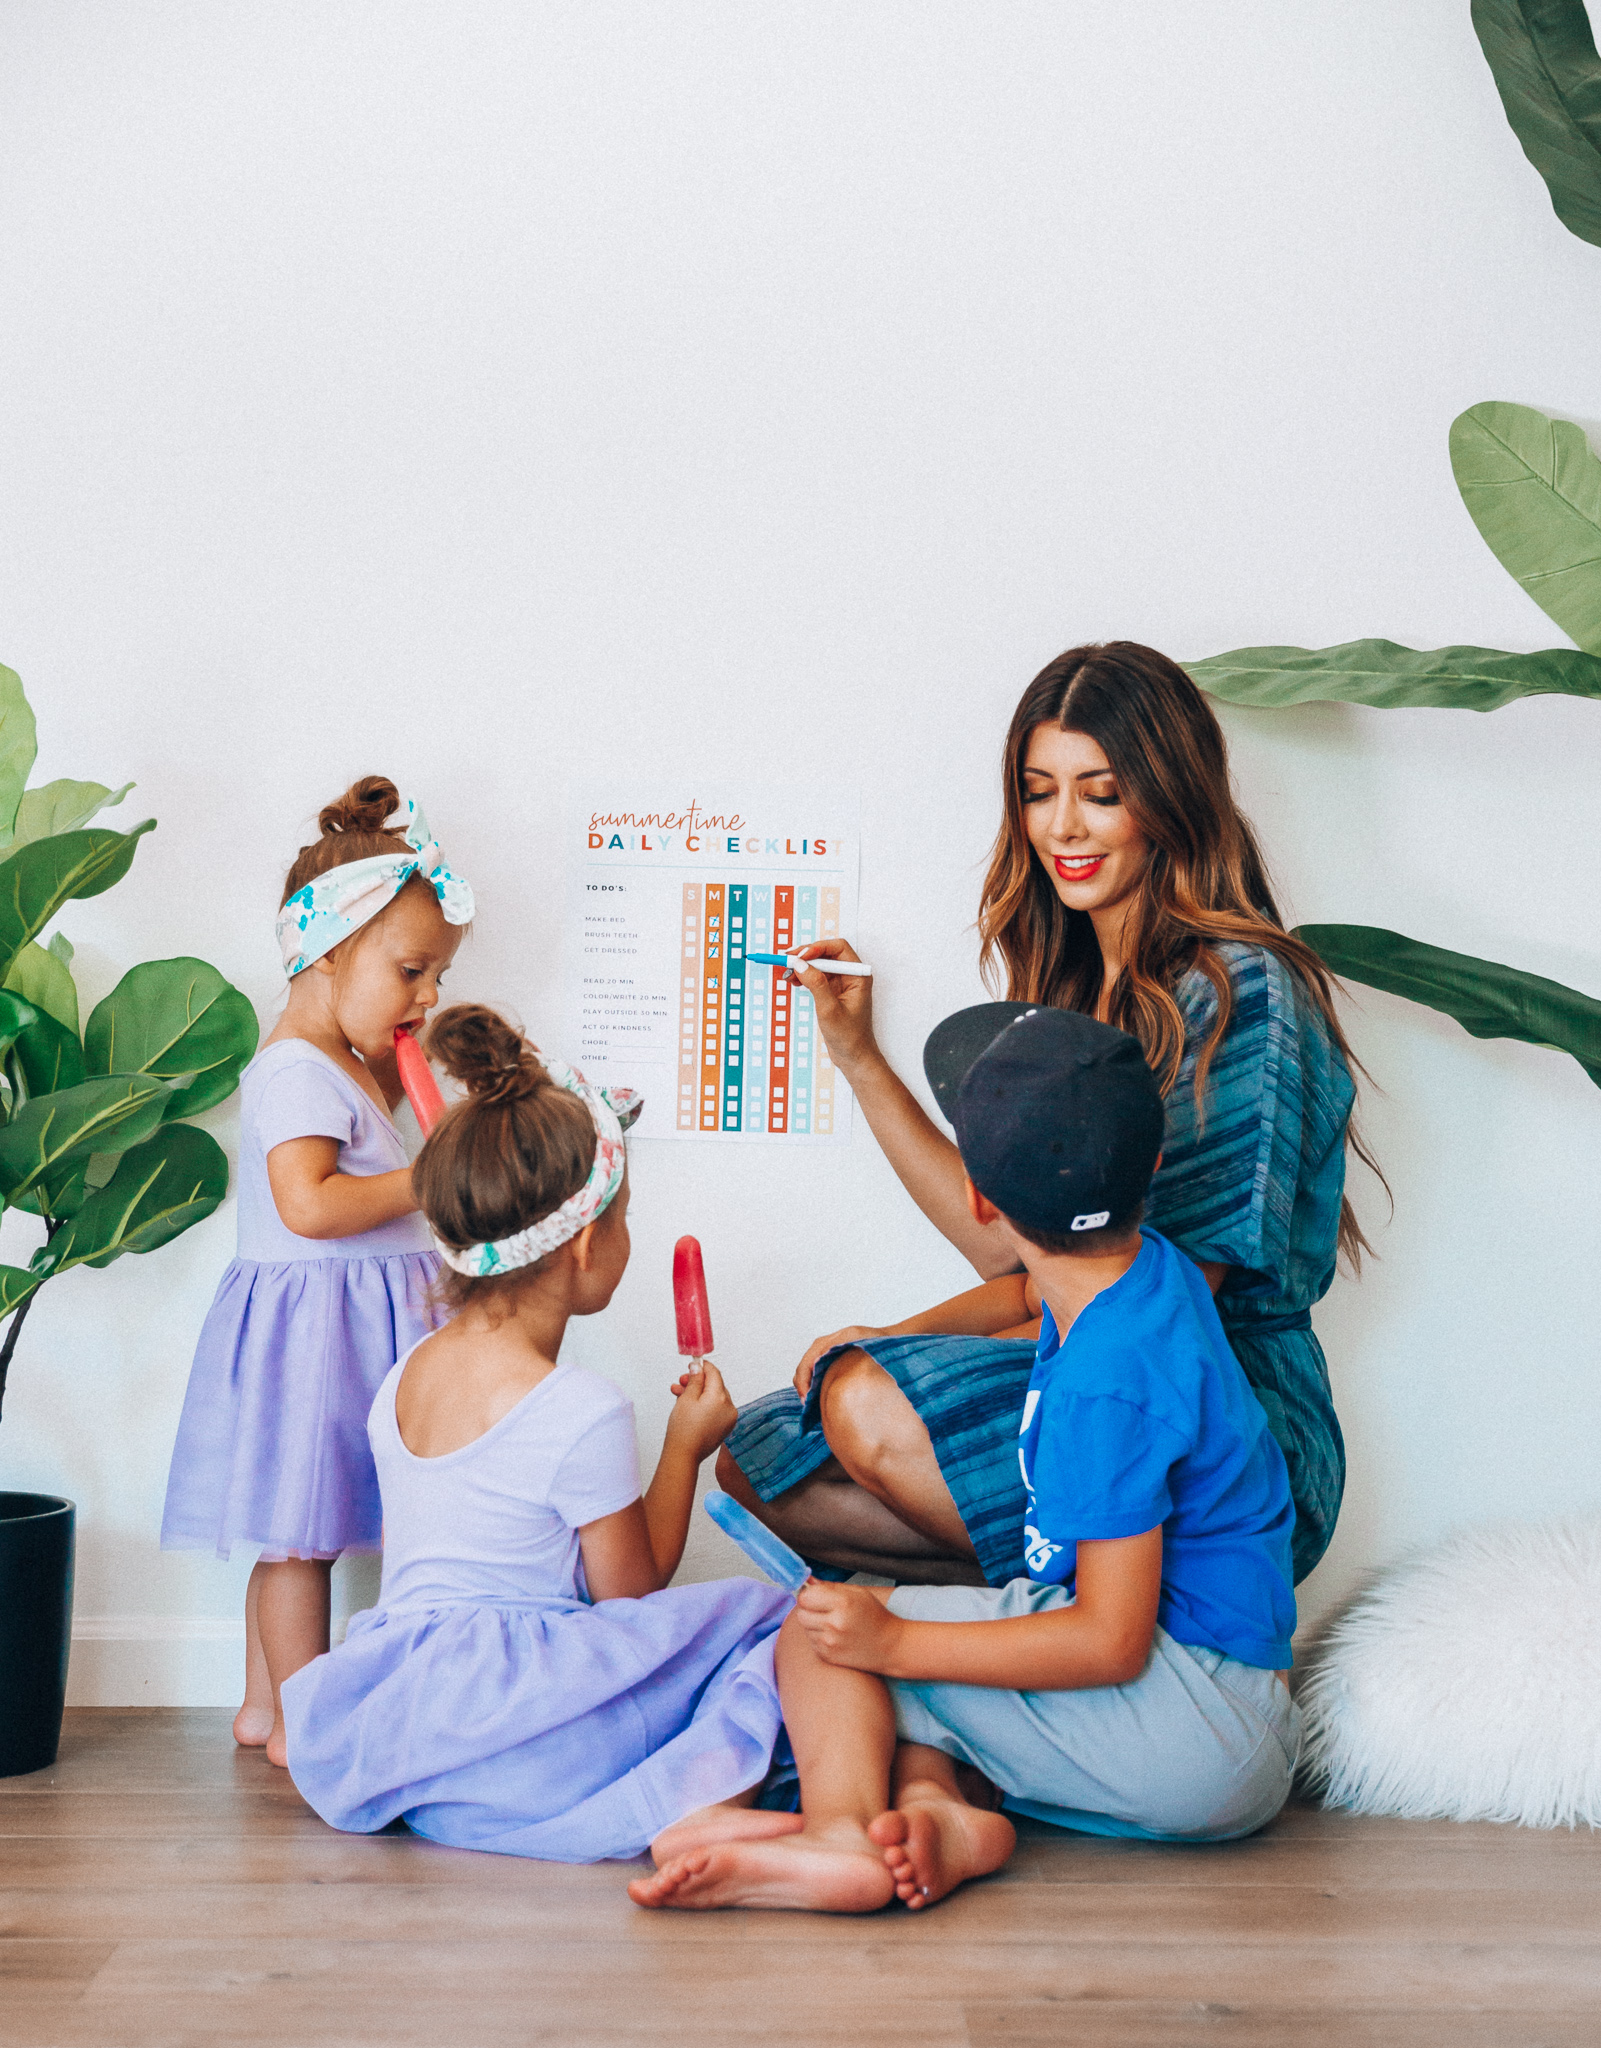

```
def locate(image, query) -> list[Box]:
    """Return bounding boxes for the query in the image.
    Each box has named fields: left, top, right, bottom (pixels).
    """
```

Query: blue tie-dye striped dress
left=725, top=942, right=1353, bottom=1586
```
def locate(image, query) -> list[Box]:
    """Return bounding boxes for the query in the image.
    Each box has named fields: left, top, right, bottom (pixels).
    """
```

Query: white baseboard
left=68, top=1617, right=246, bottom=1707
left=66, top=1615, right=358, bottom=1707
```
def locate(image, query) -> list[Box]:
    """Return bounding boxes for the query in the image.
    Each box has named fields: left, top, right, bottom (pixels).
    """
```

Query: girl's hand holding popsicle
left=664, top=1362, right=738, bottom=1462
left=666, top=1235, right=737, bottom=1456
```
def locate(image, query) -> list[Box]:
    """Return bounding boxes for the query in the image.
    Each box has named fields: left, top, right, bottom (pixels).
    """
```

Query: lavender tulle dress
left=281, top=1354, right=791, bottom=1862
left=160, top=1041, right=439, bottom=1561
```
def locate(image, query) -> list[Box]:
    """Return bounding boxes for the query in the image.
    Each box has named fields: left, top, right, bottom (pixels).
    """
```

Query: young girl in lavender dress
left=161, top=776, right=473, bottom=1767
left=280, top=1005, right=794, bottom=1863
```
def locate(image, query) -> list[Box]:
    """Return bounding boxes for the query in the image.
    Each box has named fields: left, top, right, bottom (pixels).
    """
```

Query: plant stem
left=0, top=1220, right=60, bottom=1424
left=0, top=1284, right=41, bottom=1423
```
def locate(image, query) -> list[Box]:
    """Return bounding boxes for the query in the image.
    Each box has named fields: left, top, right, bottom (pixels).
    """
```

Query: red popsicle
left=393, top=1026, right=446, bottom=1136
left=673, top=1235, right=714, bottom=1363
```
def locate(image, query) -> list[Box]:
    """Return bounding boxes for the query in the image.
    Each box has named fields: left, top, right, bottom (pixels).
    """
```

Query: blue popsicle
left=703, top=1489, right=812, bottom=1593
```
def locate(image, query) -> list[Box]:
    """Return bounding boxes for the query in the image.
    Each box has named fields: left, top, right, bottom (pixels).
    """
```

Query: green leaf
left=5, top=939, right=79, bottom=1035
left=12, top=1008, right=85, bottom=1099
left=0, top=989, right=39, bottom=1065
left=0, top=667, right=38, bottom=850
left=1472, top=0, right=1601, bottom=248
left=1187, top=638, right=1601, bottom=711
left=0, top=1074, right=170, bottom=1199
left=84, top=959, right=258, bottom=1122
left=0, top=1265, right=41, bottom=1315
left=1297, top=923, right=1601, bottom=1088
left=10, top=779, right=133, bottom=850
left=40, top=1124, right=229, bottom=1275
left=12, top=1158, right=88, bottom=1222
left=48, top=933, right=73, bottom=968
left=0, top=821, right=156, bottom=985
left=1450, top=402, right=1601, bottom=652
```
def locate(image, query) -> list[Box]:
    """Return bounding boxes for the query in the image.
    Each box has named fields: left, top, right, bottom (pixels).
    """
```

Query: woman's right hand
left=793, top=1327, right=886, bottom=1399
left=789, top=940, right=878, bottom=1075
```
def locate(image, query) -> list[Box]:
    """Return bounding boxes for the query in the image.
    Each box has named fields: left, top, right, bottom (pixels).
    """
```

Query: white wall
left=1, top=1, right=1597, bottom=1703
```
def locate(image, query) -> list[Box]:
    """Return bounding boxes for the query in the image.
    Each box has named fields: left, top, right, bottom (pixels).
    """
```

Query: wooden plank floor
left=2, top=1712, right=1599, bottom=2047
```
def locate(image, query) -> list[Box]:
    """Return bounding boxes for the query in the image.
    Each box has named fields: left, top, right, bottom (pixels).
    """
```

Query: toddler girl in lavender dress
left=280, top=1004, right=794, bottom=1863
left=162, top=776, right=473, bottom=1766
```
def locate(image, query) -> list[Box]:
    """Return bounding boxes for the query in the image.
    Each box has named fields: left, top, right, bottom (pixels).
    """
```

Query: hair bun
left=424, top=1004, right=548, bottom=1108
left=319, top=775, right=401, bottom=838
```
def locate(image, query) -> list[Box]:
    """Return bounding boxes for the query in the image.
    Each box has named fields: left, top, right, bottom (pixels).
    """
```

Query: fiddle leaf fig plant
left=0, top=663, right=258, bottom=1426
left=1293, top=927, right=1601, bottom=1092
left=1185, top=0, right=1601, bottom=1087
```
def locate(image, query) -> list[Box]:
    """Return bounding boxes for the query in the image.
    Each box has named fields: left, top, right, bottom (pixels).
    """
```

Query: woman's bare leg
left=715, top=1348, right=989, bottom=1584
left=714, top=1446, right=986, bottom=1586
left=818, top=1351, right=979, bottom=1556
left=233, top=1563, right=276, bottom=1748
left=256, top=1556, right=334, bottom=1768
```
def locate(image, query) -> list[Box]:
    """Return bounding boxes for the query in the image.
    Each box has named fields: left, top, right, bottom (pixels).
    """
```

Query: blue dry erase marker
left=703, top=1490, right=812, bottom=1593
left=745, top=952, right=873, bottom=977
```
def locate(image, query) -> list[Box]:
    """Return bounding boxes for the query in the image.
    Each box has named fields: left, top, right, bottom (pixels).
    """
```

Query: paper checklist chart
left=677, top=882, right=842, bottom=1134
left=567, top=788, right=858, bottom=1144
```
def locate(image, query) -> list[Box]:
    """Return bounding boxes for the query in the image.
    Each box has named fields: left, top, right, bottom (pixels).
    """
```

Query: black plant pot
left=0, top=1493, right=74, bottom=1777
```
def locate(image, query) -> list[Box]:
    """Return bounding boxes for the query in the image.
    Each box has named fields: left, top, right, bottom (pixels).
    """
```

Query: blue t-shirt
left=1019, top=1229, right=1296, bottom=1670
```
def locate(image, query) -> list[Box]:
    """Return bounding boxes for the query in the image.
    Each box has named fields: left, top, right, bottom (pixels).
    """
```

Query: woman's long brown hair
left=977, top=641, right=1382, bottom=1268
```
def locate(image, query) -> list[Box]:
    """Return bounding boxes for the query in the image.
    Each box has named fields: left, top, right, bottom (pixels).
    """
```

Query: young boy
left=630, top=1005, right=1300, bottom=1914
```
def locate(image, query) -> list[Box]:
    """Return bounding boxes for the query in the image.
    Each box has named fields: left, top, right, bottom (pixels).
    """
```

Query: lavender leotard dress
left=160, top=1041, right=439, bottom=1561
left=282, top=1353, right=790, bottom=1861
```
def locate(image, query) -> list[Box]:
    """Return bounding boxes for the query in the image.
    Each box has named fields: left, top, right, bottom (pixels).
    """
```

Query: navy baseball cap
left=923, top=1004, right=1164, bottom=1235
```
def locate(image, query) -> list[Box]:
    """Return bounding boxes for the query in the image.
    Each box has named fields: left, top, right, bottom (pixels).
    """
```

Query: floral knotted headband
left=277, top=797, right=475, bottom=978
left=434, top=1050, right=644, bottom=1278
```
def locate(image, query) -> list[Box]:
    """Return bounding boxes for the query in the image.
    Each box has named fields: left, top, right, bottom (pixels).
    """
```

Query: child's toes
left=868, top=1810, right=908, bottom=1849
left=628, top=1851, right=708, bottom=1908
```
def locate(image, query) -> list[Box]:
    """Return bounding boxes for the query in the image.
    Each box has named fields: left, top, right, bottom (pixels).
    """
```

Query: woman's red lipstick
left=1054, top=855, right=1106, bottom=882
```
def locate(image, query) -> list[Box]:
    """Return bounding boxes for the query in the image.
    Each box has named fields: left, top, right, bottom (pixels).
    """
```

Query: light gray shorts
left=885, top=1578, right=1301, bottom=1843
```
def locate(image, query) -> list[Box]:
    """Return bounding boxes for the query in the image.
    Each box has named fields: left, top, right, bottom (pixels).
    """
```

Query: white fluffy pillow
left=1297, top=1515, right=1601, bottom=1828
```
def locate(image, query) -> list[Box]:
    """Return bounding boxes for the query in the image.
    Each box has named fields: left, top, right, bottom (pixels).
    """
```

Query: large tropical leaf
left=1298, top=923, right=1601, bottom=1088
left=0, top=1265, right=40, bottom=1316
left=12, top=1161, right=88, bottom=1222
left=41, top=1124, right=229, bottom=1275
left=84, top=959, right=258, bottom=1122
left=0, top=1074, right=170, bottom=1199
left=1472, top=0, right=1601, bottom=248
left=1450, top=403, right=1601, bottom=651
left=0, top=988, right=39, bottom=1070
left=11, top=1008, right=85, bottom=1100
left=0, top=669, right=36, bottom=851
left=0, top=821, right=155, bottom=985
left=10, top=779, right=132, bottom=851
left=1188, top=639, right=1601, bottom=711
left=5, top=939, right=79, bottom=1035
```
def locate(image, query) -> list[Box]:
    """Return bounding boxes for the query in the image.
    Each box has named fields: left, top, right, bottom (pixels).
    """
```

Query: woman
left=719, top=641, right=1376, bottom=1589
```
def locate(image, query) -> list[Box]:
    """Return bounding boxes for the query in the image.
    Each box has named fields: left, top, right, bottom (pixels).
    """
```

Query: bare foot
left=870, top=1783, right=1016, bottom=1908
left=650, top=1805, right=805, bottom=1864
left=233, top=1703, right=274, bottom=1748
left=628, top=1825, right=897, bottom=1913
left=264, top=1719, right=289, bottom=1769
